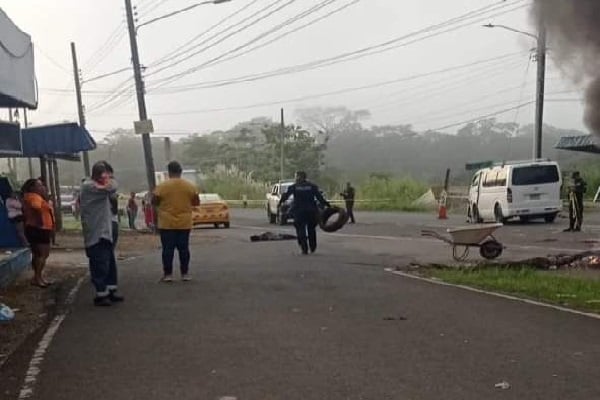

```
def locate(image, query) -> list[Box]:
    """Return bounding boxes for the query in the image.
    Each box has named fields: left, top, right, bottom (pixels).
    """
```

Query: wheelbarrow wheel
left=479, top=240, right=503, bottom=260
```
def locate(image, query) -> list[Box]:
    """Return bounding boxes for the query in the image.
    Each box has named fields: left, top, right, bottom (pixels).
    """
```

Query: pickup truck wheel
left=276, top=210, right=287, bottom=225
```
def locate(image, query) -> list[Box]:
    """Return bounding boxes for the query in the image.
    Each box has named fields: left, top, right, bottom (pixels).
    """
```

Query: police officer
left=564, top=171, right=587, bottom=232
left=279, top=171, right=330, bottom=254
left=340, top=182, right=356, bottom=224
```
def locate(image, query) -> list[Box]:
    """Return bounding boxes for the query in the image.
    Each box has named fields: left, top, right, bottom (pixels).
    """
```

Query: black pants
left=293, top=209, right=318, bottom=253
left=160, top=229, right=191, bottom=275
left=345, top=200, right=355, bottom=223
left=569, top=194, right=584, bottom=229
left=86, top=239, right=117, bottom=297
left=127, top=210, right=137, bottom=230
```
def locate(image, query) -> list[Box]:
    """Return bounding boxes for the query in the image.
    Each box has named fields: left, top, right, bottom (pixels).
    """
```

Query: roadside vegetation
left=424, top=267, right=600, bottom=313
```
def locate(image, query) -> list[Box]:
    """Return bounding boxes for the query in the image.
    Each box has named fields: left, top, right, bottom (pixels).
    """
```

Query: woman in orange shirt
left=22, top=179, right=55, bottom=288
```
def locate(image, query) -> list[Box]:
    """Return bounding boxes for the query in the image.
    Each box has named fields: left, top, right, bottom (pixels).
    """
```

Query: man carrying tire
left=279, top=171, right=330, bottom=255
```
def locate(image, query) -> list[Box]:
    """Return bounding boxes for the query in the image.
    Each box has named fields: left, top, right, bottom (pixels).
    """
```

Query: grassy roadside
left=423, top=267, right=600, bottom=314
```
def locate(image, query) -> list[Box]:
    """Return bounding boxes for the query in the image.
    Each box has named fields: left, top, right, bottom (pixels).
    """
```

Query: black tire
left=319, top=207, right=349, bottom=233
left=214, top=223, right=220, bottom=229
left=472, top=205, right=482, bottom=224
left=519, top=216, right=530, bottom=223
left=276, top=210, right=287, bottom=226
left=268, top=209, right=276, bottom=224
left=480, top=240, right=503, bottom=260
left=494, top=204, right=506, bottom=224
left=544, top=213, right=557, bottom=223
left=224, top=222, right=230, bottom=229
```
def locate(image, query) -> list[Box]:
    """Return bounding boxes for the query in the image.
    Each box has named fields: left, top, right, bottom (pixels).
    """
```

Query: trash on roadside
left=494, top=381, right=511, bottom=390
left=0, top=303, right=15, bottom=322
left=250, top=232, right=297, bottom=242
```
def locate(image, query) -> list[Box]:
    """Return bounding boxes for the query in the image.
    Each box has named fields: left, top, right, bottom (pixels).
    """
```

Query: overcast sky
left=2, top=0, right=588, bottom=140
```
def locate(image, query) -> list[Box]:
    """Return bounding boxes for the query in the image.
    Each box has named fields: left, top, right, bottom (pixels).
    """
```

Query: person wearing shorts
left=22, top=179, right=55, bottom=288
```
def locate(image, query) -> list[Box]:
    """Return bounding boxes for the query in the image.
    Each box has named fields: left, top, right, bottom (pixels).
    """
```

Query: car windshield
left=512, top=165, right=560, bottom=186
left=200, top=194, right=222, bottom=203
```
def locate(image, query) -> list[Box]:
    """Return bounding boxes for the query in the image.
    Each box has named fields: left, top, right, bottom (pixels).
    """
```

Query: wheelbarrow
left=422, top=223, right=504, bottom=262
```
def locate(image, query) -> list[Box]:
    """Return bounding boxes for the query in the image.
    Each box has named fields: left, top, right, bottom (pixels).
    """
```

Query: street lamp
left=484, top=22, right=547, bottom=160
left=123, top=0, right=231, bottom=192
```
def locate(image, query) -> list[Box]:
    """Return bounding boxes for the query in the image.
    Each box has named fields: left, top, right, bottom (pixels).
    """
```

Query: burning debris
left=531, top=0, right=600, bottom=135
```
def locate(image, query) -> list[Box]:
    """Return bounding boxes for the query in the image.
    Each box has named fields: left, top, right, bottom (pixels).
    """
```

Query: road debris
left=494, top=381, right=511, bottom=390
left=0, top=303, right=15, bottom=322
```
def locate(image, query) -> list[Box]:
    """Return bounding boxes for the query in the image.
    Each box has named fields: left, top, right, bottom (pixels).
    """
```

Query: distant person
left=279, top=171, right=330, bottom=255
left=80, top=162, right=124, bottom=306
left=22, top=179, right=55, bottom=288
left=153, top=161, right=200, bottom=282
left=101, top=162, right=123, bottom=300
left=0, top=186, right=28, bottom=246
left=126, top=192, right=138, bottom=230
left=340, top=182, right=356, bottom=224
left=564, top=171, right=587, bottom=232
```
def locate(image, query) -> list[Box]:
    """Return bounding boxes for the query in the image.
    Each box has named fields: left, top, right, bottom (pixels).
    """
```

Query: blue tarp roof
left=555, top=135, right=600, bottom=154
left=20, top=122, right=96, bottom=157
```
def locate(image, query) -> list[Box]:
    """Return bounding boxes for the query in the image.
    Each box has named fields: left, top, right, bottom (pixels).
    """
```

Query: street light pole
left=533, top=24, right=547, bottom=160
left=483, top=23, right=546, bottom=159
left=124, top=0, right=157, bottom=192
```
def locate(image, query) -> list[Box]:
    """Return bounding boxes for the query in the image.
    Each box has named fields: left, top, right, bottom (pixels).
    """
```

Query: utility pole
left=533, top=24, right=547, bottom=160
left=280, top=108, right=285, bottom=182
left=125, top=0, right=157, bottom=191
left=71, top=42, right=91, bottom=177
left=164, top=137, right=172, bottom=162
left=23, top=108, right=33, bottom=178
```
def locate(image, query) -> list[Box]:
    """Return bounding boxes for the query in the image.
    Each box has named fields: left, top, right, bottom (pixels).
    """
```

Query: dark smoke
left=532, top=0, right=600, bottom=135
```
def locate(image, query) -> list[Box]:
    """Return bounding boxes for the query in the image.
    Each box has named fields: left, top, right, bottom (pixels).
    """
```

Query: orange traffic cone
left=438, top=190, right=448, bottom=219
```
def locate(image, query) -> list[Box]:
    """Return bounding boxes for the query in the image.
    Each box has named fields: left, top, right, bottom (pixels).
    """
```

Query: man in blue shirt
left=279, top=171, right=330, bottom=254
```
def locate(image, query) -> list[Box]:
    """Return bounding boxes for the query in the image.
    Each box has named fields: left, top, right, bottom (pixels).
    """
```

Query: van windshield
left=512, top=165, right=559, bottom=186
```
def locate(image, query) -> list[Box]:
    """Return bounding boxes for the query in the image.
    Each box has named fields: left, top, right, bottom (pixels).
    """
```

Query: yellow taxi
left=192, top=193, right=230, bottom=228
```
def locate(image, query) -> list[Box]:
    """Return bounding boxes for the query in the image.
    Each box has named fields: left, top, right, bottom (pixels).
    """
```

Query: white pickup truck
left=266, top=180, right=295, bottom=225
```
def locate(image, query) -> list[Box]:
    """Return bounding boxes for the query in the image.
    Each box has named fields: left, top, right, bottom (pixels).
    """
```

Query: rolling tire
left=494, top=204, right=506, bottom=224
left=319, top=207, right=349, bottom=233
left=480, top=240, right=503, bottom=260
left=544, top=213, right=557, bottom=223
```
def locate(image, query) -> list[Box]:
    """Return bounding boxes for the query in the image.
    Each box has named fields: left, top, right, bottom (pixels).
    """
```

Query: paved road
left=3, top=210, right=600, bottom=399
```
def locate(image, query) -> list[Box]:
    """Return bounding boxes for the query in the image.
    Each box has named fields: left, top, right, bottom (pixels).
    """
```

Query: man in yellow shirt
left=153, top=161, right=200, bottom=282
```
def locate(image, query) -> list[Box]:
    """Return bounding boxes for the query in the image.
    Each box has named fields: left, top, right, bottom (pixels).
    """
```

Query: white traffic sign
left=134, top=119, right=154, bottom=135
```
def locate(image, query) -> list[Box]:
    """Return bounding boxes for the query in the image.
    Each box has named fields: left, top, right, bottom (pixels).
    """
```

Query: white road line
left=235, top=224, right=586, bottom=253
left=18, top=275, right=86, bottom=399
left=386, top=269, right=600, bottom=321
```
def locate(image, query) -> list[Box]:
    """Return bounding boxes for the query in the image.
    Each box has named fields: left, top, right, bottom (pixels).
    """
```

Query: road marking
left=235, top=224, right=587, bottom=253
left=386, top=269, right=600, bottom=321
left=18, top=275, right=86, bottom=399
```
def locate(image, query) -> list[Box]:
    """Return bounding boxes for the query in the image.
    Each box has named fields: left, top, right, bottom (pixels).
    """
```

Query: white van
left=468, top=160, right=562, bottom=223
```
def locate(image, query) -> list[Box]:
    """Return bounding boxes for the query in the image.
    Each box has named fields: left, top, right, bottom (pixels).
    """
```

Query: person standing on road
left=279, top=171, right=330, bottom=255
left=153, top=161, right=200, bottom=282
left=340, top=182, right=356, bottom=224
left=564, top=171, right=587, bottom=232
left=22, top=179, right=55, bottom=288
left=80, top=162, right=124, bottom=307
left=126, top=192, right=138, bottom=230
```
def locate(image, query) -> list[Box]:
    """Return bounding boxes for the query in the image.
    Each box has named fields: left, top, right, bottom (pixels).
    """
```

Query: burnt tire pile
left=319, top=207, right=349, bottom=233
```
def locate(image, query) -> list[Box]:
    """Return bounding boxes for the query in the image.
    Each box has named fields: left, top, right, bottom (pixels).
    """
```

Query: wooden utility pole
left=280, top=108, right=285, bottom=182
left=71, top=42, right=91, bottom=177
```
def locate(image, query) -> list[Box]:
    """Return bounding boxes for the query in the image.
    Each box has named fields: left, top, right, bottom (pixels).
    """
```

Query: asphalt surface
left=3, top=210, right=600, bottom=399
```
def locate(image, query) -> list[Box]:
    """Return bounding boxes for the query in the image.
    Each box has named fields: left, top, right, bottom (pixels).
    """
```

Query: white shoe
left=182, top=275, right=192, bottom=282
left=161, top=275, right=173, bottom=283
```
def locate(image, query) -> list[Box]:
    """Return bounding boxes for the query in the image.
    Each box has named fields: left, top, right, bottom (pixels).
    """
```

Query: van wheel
left=544, top=213, right=557, bottom=223
left=519, top=216, right=530, bottom=223
left=224, top=222, right=230, bottom=229
left=494, top=204, right=506, bottom=224
left=268, top=209, right=276, bottom=224
left=472, top=206, right=482, bottom=223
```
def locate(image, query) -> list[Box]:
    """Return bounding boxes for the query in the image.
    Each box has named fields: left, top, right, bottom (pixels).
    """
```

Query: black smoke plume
left=532, top=0, right=600, bottom=134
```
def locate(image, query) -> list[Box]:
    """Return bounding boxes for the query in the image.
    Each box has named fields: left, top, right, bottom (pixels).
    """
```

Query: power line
left=35, top=45, right=71, bottom=75
left=83, top=67, right=132, bottom=84
left=148, top=0, right=526, bottom=92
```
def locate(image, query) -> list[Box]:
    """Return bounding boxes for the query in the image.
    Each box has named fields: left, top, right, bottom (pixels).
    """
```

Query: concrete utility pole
left=23, top=108, right=33, bottom=178
left=164, top=137, right=172, bottom=162
left=280, top=108, right=285, bottom=182
left=533, top=24, right=547, bottom=160
left=124, top=0, right=157, bottom=191
left=70, top=42, right=91, bottom=177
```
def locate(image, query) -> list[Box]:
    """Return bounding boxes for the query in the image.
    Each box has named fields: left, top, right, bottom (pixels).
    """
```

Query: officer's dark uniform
left=280, top=180, right=329, bottom=254
left=341, top=185, right=356, bottom=224
left=567, top=173, right=587, bottom=232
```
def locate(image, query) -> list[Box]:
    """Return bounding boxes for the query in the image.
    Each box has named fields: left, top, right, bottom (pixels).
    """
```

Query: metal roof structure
left=555, top=135, right=600, bottom=154
left=19, top=123, right=96, bottom=159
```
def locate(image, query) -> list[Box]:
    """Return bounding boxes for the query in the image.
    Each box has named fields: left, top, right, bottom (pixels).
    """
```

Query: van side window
left=471, top=173, right=480, bottom=187
left=496, top=169, right=507, bottom=186
left=483, top=171, right=498, bottom=187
